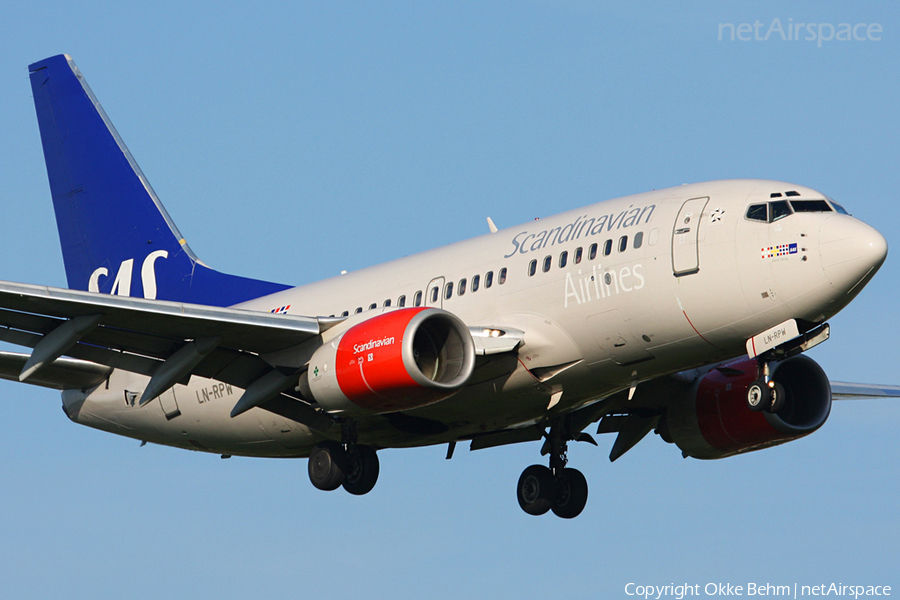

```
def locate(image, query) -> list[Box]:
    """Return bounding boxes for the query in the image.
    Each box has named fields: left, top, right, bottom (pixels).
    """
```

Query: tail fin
left=28, top=55, right=291, bottom=307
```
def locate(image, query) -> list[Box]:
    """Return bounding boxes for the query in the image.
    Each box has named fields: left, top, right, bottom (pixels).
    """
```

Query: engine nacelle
left=662, top=355, right=831, bottom=459
left=303, top=307, right=476, bottom=416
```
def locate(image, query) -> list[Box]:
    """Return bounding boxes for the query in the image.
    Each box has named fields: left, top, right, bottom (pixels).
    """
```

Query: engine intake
left=663, top=355, right=831, bottom=459
left=303, top=307, right=476, bottom=416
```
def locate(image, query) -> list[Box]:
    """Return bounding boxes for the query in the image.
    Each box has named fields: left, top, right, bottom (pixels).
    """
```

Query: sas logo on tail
left=88, top=251, right=168, bottom=299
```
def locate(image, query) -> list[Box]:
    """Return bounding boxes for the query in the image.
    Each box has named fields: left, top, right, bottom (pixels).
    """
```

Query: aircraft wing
left=830, top=382, right=900, bottom=400
left=0, top=279, right=322, bottom=400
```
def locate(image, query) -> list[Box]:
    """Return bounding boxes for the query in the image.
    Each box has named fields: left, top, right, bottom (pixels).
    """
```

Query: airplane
left=3, top=53, right=897, bottom=519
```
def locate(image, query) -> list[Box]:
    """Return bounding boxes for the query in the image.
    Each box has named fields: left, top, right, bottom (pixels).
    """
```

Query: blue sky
left=1, top=2, right=898, bottom=598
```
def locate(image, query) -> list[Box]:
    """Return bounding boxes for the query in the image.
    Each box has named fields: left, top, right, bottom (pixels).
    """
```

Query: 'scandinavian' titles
left=504, top=203, right=656, bottom=258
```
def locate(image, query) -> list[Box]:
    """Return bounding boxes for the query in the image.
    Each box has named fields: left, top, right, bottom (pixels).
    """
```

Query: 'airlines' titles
left=565, top=264, right=645, bottom=308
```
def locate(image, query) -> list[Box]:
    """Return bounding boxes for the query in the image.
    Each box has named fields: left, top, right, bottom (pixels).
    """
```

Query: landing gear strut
left=308, top=419, right=380, bottom=495
left=516, top=421, right=589, bottom=519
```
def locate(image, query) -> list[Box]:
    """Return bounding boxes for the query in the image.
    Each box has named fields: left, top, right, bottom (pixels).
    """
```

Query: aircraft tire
left=517, top=465, right=555, bottom=516
left=308, top=441, right=347, bottom=491
left=342, top=445, right=380, bottom=496
left=767, top=381, right=786, bottom=414
left=746, top=380, right=769, bottom=412
left=551, top=468, right=588, bottom=519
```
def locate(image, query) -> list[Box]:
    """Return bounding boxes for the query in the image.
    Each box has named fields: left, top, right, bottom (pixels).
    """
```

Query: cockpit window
left=748, top=197, right=849, bottom=223
left=770, top=200, right=792, bottom=222
left=746, top=204, right=767, bottom=222
left=830, top=201, right=850, bottom=215
left=745, top=201, right=792, bottom=222
left=789, top=200, right=832, bottom=213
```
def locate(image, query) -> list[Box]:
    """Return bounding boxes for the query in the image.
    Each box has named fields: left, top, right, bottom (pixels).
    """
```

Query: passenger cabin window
left=445, top=281, right=453, bottom=300
left=589, top=243, right=598, bottom=260
left=431, top=286, right=440, bottom=304
left=485, top=271, right=494, bottom=288
left=355, top=307, right=363, bottom=314
left=458, top=278, right=467, bottom=296
left=603, top=239, right=613, bottom=256
left=414, top=291, right=423, bottom=306
left=618, top=236, right=628, bottom=252
left=633, top=231, right=643, bottom=249
left=383, top=299, right=391, bottom=307
left=528, top=260, right=537, bottom=276
left=542, top=256, right=552, bottom=272
left=499, top=268, right=507, bottom=284
left=472, top=275, right=480, bottom=291
left=398, top=295, right=406, bottom=307
left=559, top=251, right=568, bottom=268
left=341, top=310, right=349, bottom=317
left=369, top=303, right=377, bottom=310
left=574, top=247, right=583, bottom=264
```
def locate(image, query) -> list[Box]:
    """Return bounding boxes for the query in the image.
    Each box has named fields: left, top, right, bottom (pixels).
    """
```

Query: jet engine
left=661, top=355, right=832, bottom=459
left=301, top=307, right=476, bottom=416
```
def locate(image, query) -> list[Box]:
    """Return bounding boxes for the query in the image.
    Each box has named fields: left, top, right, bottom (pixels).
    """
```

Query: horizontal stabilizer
left=0, top=351, right=110, bottom=390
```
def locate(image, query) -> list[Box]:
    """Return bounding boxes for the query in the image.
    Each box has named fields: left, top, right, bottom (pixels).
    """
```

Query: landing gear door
left=425, top=277, right=445, bottom=308
left=672, top=197, right=709, bottom=277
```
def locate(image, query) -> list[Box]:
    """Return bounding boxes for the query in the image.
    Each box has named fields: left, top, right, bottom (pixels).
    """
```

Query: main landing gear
left=517, top=422, right=589, bottom=519
left=746, top=360, right=785, bottom=413
left=308, top=420, right=380, bottom=496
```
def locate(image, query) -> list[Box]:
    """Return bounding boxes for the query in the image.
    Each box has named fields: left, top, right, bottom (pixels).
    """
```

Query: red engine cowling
left=304, top=307, right=476, bottom=416
left=662, top=355, right=832, bottom=459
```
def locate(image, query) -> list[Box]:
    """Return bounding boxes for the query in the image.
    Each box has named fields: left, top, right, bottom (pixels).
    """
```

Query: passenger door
left=672, top=197, right=709, bottom=276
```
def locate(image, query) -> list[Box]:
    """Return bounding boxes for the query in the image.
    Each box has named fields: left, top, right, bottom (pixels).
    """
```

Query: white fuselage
left=62, top=179, right=887, bottom=457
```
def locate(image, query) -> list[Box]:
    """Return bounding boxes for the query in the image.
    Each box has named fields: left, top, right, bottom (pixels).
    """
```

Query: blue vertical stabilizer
left=28, top=55, right=291, bottom=306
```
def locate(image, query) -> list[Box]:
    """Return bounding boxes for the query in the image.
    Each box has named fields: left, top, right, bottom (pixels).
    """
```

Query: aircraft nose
left=818, top=216, right=888, bottom=294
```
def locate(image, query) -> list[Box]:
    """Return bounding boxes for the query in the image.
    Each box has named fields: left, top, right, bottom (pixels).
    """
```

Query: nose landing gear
left=746, top=360, right=785, bottom=413
left=746, top=379, right=785, bottom=413
left=744, top=320, right=831, bottom=413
